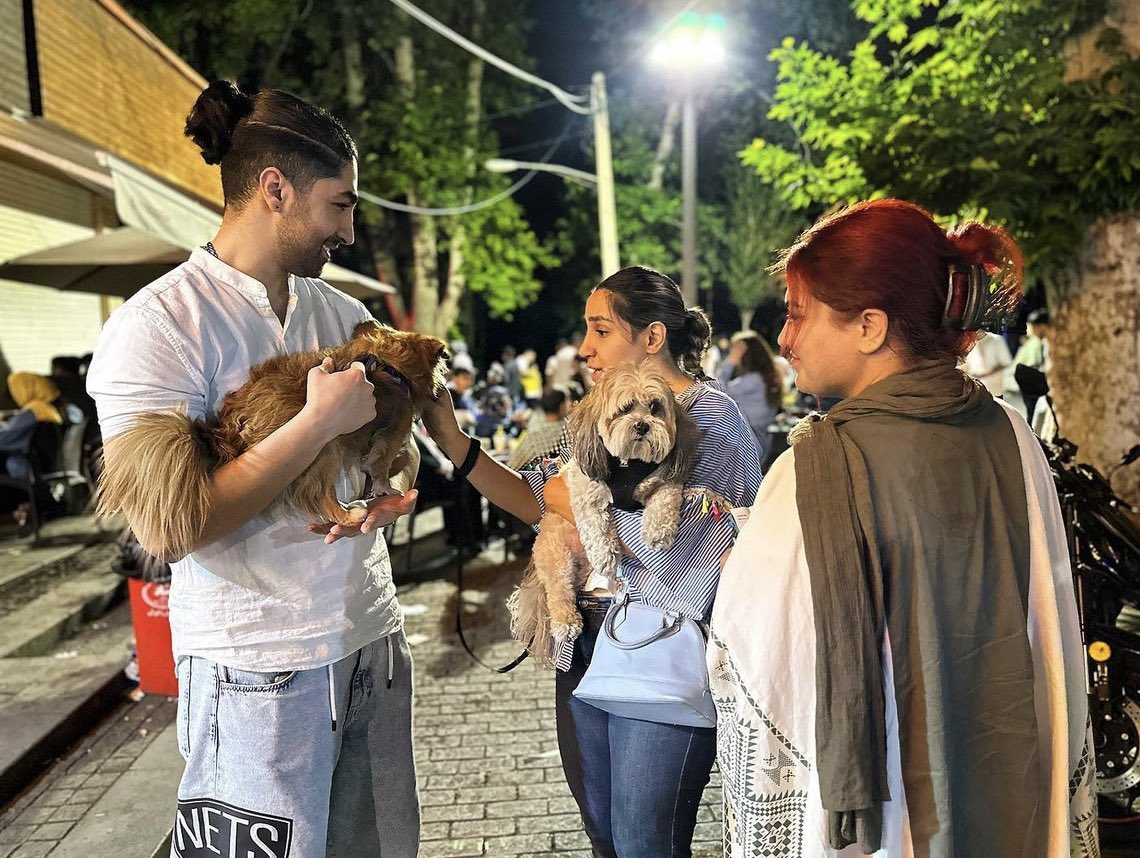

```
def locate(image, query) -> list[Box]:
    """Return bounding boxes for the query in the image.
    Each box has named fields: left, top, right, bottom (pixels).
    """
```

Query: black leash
left=452, top=481, right=529, bottom=674
left=454, top=546, right=529, bottom=673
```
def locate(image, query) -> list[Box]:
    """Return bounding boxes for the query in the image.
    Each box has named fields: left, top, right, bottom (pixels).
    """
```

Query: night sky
left=477, top=1, right=714, bottom=364
left=471, top=0, right=601, bottom=364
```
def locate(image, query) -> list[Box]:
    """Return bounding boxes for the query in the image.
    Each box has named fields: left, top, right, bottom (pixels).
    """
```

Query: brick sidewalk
left=400, top=548, right=724, bottom=857
left=0, top=534, right=724, bottom=857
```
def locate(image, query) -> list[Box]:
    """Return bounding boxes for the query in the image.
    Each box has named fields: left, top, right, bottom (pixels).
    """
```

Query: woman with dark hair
left=87, top=82, right=422, bottom=857
left=709, top=199, right=1094, bottom=857
left=423, top=265, right=762, bottom=857
left=717, top=331, right=784, bottom=462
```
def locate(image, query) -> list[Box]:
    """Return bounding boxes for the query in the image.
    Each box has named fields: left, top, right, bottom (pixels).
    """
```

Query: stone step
left=0, top=602, right=135, bottom=803
left=0, top=514, right=109, bottom=596
left=0, top=560, right=124, bottom=659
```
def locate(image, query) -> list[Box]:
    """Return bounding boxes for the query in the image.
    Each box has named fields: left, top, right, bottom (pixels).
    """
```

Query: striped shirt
left=522, top=381, right=763, bottom=671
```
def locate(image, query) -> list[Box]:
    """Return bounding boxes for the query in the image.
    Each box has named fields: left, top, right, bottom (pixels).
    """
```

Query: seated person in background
left=50, top=355, right=96, bottom=422
left=508, top=386, right=571, bottom=470
left=474, top=384, right=515, bottom=440
left=410, top=423, right=484, bottom=551
left=0, top=373, right=63, bottom=479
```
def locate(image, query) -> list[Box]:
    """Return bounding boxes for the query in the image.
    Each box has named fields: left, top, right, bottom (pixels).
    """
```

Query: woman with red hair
left=709, top=199, right=1094, bottom=856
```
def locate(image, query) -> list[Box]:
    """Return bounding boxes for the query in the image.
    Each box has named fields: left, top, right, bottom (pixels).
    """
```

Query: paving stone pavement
left=0, top=691, right=176, bottom=858
left=399, top=546, right=724, bottom=857
left=0, top=529, right=724, bottom=857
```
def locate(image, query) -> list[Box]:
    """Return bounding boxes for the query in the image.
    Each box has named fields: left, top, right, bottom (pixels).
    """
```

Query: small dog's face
left=593, top=364, right=679, bottom=465
left=567, top=362, right=699, bottom=488
left=347, top=320, right=448, bottom=412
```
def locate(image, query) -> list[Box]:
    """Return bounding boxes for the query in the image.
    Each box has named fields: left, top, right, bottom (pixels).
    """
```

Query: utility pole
left=681, top=92, right=698, bottom=307
left=591, top=72, right=620, bottom=280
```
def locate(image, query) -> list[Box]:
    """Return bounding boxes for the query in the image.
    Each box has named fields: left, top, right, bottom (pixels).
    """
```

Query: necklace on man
left=204, top=241, right=220, bottom=259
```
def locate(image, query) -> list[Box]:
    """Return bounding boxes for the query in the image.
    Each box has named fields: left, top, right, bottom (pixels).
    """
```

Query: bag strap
left=601, top=595, right=687, bottom=650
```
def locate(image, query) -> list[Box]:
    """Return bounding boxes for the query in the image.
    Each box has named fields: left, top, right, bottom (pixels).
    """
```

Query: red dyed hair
left=772, top=199, right=1024, bottom=360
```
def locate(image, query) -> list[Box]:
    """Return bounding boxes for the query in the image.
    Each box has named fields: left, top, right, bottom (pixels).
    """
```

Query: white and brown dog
left=508, top=362, right=698, bottom=665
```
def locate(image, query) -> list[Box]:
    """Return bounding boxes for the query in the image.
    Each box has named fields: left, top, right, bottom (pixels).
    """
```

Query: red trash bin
left=127, top=578, right=178, bottom=696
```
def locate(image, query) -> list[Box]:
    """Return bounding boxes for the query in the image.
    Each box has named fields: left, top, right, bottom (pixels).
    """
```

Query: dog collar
left=357, top=353, right=412, bottom=399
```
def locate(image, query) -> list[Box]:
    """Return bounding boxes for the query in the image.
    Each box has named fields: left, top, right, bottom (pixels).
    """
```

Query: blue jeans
left=555, top=596, right=716, bottom=858
left=172, top=632, right=419, bottom=858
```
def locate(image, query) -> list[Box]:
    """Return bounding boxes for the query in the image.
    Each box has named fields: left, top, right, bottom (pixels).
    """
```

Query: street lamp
left=650, top=13, right=726, bottom=308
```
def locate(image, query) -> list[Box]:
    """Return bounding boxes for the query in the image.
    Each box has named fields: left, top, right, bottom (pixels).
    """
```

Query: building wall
left=34, top=0, right=221, bottom=207
left=0, top=160, right=118, bottom=375
left=0, top=0, right=30, bottom=114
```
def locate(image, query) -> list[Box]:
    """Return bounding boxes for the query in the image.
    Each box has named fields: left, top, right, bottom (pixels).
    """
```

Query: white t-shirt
left=963, top=332, right=1012, bottom=396
left=545, top=343, right=578, bottom=387
left=87, top=247, right=403, bottom=671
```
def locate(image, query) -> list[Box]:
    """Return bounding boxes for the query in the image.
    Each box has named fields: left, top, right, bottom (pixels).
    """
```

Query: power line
left=498, top=129, right=588, bottom=156
left=359, top=120, right=574, bottom=217
left=388, top=0, right=593, bottom=116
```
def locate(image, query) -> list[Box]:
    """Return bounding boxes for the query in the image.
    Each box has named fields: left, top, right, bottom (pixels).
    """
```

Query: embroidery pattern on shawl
left=1069, top=719, right=1100, bottom=858
left=710, top=632, right=809, bottom=858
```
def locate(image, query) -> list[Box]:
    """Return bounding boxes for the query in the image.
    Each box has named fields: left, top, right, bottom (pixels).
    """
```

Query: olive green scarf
left=789, top=358, right=991, bottom=851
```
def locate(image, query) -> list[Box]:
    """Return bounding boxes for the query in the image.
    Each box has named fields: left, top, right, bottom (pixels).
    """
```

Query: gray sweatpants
left=170, top=631, right=419, bottom=858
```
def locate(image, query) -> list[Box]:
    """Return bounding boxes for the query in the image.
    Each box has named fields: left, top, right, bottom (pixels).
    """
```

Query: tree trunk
left=1048, top=212, right=1140, bottom=504
left=1054, top=2, right=1140, bottom=504
left=648, top=101, right=681, bottom=190
left=337, top=0, right=365, bottom=120
left=396, top=35, right=441, bottom=334
left=337, top=0, right=407, bottom=326
left=739, top=307, right=755, bottom=332
left=439, top=0, right=487, bottom=338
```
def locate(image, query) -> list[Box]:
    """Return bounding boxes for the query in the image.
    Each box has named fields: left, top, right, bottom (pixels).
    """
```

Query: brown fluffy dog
left=97, top=320, right=447, bottom=561
left=508, top=363, right=698, bottom=666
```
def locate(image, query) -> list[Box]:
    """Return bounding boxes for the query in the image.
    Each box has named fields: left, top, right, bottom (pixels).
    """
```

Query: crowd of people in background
left=0, top=307, right=1055, bottom=543
left=421, top=299, right=1055, bottom=506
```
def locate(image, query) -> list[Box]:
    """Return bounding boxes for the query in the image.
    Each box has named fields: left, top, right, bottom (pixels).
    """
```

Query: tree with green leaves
left=124, top=0, right=551, bottom=338
left=547, top=0, right=857, bottom=336
left=724, top=171, right=803, bottom=331
left=741, top=0, right=1140, bottom=500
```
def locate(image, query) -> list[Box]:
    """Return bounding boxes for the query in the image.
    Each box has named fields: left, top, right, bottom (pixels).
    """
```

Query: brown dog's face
left=347, top=320, right=448, bottom=412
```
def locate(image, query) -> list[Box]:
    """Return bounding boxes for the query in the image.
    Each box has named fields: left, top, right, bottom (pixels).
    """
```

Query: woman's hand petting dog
left=299, top=357, right=377, bottom=444
left=307, top=489, right=419, bottom=544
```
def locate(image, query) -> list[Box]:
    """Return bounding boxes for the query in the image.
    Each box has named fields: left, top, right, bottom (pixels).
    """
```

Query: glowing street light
left=650, top=12, right=726, bottom=307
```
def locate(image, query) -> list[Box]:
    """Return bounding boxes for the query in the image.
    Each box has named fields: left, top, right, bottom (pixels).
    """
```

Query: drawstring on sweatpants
left=328, top=636, right=395, bottom=731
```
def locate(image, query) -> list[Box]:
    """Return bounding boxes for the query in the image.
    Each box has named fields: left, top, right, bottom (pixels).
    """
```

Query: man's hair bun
left=184, top=80, right=254, bottom=166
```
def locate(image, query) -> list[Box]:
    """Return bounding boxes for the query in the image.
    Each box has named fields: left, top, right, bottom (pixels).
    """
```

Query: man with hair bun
left=87, top=82, right=421, bottom=858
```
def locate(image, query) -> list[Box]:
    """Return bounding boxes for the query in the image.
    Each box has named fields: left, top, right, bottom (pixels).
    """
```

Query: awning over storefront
left=0, top=226, right=180, bottom=294
left=0, top=139, right=395, bottom=298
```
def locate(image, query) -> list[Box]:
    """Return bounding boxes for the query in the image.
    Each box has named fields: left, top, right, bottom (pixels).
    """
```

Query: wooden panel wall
left=0, top=0, right=31, bottom=114
left=34, top=0, right=222, bottom=207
